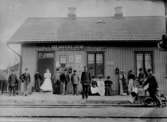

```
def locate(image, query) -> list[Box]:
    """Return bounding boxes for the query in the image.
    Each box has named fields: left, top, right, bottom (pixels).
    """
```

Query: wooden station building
left=8, top=7, right=167, bottom=94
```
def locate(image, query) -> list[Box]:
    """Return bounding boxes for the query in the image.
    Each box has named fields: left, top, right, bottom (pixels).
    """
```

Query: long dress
left=97, top=79, right=105, bottom=96
left=128, top=79, right=134, bottom=94
left=40, top=72, right=53, bottom=91
left=66, top=73, right=73, bottom=94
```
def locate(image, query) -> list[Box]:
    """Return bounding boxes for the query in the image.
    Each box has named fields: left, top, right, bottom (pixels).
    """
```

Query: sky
left=0, top=0, right=164, bottom=69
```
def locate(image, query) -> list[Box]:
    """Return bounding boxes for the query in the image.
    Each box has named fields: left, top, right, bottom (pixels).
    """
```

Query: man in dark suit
left=81, top=66, right=91, bottom=103
left=138, top=68, right=146, bottom=85
left=143, top=69, right=160, bottom=106
left=8, top=70, right=18, bottom=96
left=0, top=73, right=7, bottom=94
left=71, top=70, right=80, bottom=95
left=65, top=69, right=70, bottom=95
left=60, top=69, right=67, bottom=95
left=22, top=68, right=31, bottom=96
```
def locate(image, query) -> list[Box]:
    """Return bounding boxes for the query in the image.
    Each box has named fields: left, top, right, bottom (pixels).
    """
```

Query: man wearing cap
left=60, top=69, right=67, bottom=95
left=143, top=69, right=160, bottom=106
left=21, top=68, right=31, bottom=96
left=71, top=70, right=80, bottom=95
left=8, top=70, right=18, bottom=96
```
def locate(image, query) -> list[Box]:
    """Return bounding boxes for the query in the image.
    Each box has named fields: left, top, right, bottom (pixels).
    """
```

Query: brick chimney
left=114, top=6, right=123, bottom=18
left=67, top=7, right=76, bottom=20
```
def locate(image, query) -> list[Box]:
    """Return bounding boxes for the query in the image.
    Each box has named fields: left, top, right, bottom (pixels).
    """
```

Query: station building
left=8, top=6, right=167, bottom=94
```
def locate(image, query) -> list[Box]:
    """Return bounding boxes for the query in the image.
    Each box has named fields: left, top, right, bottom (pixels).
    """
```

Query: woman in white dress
left=40, top=69, right=53, bottom=92
left=96, top=76, right=105, bottom=96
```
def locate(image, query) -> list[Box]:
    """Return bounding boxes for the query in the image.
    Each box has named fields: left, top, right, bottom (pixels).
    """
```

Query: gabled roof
left=8, top=16, right=165, bottom=44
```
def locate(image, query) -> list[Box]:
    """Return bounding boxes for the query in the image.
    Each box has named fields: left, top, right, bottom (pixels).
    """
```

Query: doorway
left=37, top=51, right=54, bottom=76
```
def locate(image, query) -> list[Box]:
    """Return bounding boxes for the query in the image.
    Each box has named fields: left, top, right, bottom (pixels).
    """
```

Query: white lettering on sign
left=36, top=45, right=84, bottom=51
left=38, top=52, right=54, bottom=58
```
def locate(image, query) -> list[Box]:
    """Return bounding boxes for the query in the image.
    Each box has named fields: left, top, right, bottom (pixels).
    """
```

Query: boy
left=104, top=76, right=113, bottom=96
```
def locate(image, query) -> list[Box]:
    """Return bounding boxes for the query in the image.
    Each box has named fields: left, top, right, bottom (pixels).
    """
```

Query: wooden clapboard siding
left=105, top=47, right=134, bottom=94
left=22, top=45, right=37, bottom=82
left=21, top=44, right=167, bottom=95
left=105, top=47, right=167, bottom=95
left=154, top=49, right=167, bottom=94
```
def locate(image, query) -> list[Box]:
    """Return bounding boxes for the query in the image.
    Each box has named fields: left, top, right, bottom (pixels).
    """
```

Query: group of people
left=5, top=65, right=161, bottom=105
left=6, top=66, right=113, bottom=103
left=119, top=68, right=160, bottom=106
left=8, top=68, right=31, bottom=96
left=7, top=67, right=81, bottom=96
left=90, top=76, right=113, bottom=96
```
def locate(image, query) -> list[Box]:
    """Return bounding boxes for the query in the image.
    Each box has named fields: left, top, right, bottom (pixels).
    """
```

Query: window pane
left=60, top=55, right=67, bottom=64
left=96, top=53, right=104, bottom=77
left=88, top=53, right=104, bottom=77
left=144, top=54, right=152, bottom=71
left=88, top=54, right=95, bottom=76
left=136, top=54, right=143, bottom=75
left=135, top=52, right=153, bottom=75
left=75, top=54, right=82, bottom=63
left=96, top=63, right=104, bottom=77
left=96, top=54, right=103, bottom=64
left=88, top=54, right=94, bottom=64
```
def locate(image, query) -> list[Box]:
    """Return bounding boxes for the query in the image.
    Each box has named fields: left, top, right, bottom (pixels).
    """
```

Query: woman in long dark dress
left=34, top=72, right=43, bottom=92
left=66, top=68, right=73, bottom=94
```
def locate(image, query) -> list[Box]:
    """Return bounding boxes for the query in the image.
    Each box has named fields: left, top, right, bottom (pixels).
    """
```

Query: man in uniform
left=22, top=68, right=31, bottom=95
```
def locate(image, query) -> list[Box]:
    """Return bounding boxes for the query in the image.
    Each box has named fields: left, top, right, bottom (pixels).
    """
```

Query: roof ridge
left=27, top=16, right=164, bottom=19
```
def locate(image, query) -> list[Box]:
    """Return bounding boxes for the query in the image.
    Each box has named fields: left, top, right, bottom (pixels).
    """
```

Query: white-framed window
left=135, top=51, right=153, bottom=75
left=87, top=52, right=104, bottom=77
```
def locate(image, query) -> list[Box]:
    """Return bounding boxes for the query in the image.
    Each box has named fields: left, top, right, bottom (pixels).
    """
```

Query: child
left=104, top=76, right=113, bottom=96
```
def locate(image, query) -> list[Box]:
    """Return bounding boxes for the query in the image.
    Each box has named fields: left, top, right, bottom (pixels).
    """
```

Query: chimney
left=68, top=7, right=76, bottom=20
left=114, top=6, right=123, bottom=18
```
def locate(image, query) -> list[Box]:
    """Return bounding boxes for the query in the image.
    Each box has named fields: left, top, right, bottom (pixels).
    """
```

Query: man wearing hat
left=8, top=69, right=18, bottom=96
left=21, top=68, right=31, bottom=95
left=143, top=69, right=160, bottom=106
left=81, top=66, right=91, bottom=103
left=71, top=70, right=80, bottom=95
left=60, top=69, right=67, bottom=95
